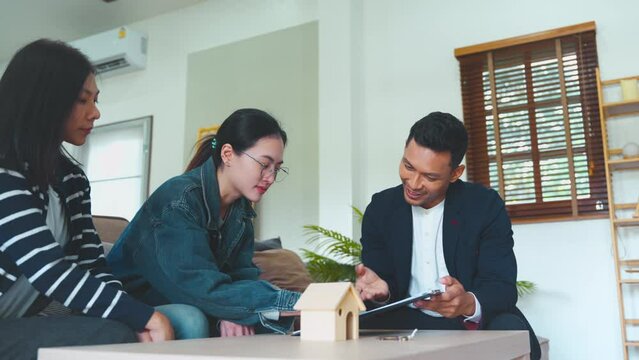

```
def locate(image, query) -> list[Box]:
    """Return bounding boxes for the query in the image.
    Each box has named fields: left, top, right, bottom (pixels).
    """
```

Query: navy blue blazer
left=361, top=180, right=518, bottom=321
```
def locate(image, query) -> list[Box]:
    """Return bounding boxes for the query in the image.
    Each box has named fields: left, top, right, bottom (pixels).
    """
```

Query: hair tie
left=211, top=138, right=217, bottom=150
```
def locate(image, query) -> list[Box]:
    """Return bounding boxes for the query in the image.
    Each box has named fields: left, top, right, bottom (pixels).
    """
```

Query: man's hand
left=137, top=311, right=174, bottom=342
left=219, top=320, right=255, bottom=337
left=355, top=264, right=390, bottom=302
left=413, top=276, right=475, bottom=318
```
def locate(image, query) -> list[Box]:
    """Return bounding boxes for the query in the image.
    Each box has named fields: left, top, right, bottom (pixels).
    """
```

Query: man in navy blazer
left=356, top=112, right=540, bottom=360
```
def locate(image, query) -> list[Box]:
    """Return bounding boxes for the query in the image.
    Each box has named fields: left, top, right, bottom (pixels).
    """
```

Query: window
left=65, top=116, right=152, bottom=220
left=455, top=22, right=607, bottom=222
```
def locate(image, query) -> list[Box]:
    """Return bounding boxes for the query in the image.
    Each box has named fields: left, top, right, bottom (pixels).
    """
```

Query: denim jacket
left=107, top=157, right=300, bottom=334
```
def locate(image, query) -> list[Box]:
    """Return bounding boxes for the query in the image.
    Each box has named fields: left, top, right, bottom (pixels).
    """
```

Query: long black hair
left=186, top=108, right=287, bottom=172
left=0, top=39, right=95, bottom=188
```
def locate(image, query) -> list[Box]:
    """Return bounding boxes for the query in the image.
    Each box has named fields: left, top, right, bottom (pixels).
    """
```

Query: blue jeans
left=155, top=304, right=209, bottom=339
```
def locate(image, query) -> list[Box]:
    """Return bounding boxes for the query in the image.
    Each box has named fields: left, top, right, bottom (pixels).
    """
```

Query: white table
left=39, top=330, right=530, bottom=360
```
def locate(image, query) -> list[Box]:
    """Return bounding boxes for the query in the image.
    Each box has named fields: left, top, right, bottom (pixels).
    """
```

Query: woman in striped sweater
left=0, top=39, right=174, bottom=358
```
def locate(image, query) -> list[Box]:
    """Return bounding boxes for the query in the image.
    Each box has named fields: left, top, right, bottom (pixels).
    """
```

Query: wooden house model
left=294, top=282, right=366, bottom=341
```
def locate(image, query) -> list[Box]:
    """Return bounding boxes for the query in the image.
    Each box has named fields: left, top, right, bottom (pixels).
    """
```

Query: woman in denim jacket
left=108, top=109, right=301, bottom=337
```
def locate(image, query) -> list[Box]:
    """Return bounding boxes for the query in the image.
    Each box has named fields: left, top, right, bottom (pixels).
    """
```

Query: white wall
left=515, top=219, right=620, bottom=359
left=340, top=1, right=639, bottom=359
left=94, top=0, right=317, bottom=190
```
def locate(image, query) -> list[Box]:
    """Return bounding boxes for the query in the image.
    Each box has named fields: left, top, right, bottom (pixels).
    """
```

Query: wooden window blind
left=455, top=23, right=607, bottom=222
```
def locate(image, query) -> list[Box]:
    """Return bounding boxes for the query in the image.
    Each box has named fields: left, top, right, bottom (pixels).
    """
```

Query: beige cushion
left=93, top=215, right=129, bottom=244
left=253, top=249, right=312, bottom=293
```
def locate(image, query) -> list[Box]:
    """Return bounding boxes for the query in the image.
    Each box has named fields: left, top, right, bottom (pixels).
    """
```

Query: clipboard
left=359, top=289, right=442, bottom=318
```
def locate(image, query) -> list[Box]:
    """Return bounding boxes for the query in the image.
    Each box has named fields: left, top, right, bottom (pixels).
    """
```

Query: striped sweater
left=0, top=158, right=153, bottom=331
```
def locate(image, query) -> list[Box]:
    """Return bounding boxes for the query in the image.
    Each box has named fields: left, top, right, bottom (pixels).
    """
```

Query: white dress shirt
left=408, top=200, right=482, bottom=323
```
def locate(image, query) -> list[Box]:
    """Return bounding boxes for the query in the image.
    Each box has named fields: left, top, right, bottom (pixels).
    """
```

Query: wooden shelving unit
left=597, top=69, right=639, bottom=360
left=609, top=157, right=639, bottom=171
left=602, top=99, right=639, bottom=118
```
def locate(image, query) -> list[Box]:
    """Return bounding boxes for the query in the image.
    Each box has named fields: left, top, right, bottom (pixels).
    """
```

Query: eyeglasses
left=241, top=151, right=289, bottom=182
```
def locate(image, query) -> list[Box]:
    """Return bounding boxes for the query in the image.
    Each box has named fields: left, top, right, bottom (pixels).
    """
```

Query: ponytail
left=185, top=134, right=216, bottom=172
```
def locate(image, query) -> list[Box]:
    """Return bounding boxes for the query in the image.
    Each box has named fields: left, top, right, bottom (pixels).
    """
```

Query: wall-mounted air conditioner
left=70, top=27, right=148, bottom=78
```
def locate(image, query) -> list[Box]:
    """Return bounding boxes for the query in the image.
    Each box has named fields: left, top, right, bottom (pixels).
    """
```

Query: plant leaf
left=351, top=206, right=364, bottom=224
left=301, top=249, right=356, bottom=282
left=516, top=280, right=537, bottom=297
left=302, top=225, right=361, bottom=263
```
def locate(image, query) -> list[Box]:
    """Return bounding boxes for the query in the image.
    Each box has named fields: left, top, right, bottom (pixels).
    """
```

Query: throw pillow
left=252, top=249, right=312, bottom=293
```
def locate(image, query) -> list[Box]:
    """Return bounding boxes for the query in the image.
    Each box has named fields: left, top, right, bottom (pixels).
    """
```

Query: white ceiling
left=0, top=0, right=203, bottom=63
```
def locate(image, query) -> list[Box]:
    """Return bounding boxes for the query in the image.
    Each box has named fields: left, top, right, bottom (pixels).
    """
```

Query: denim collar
left=199, top=157, right=256, bottom=231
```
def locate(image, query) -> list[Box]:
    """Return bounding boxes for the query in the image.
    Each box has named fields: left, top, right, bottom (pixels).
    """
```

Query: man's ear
left=220, top=143, right=235, bottom=166
left=450, top=164, right=465, bottom=183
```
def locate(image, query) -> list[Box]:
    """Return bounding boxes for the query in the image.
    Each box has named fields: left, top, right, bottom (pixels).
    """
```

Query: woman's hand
left=219, top=320, right=255, bottom=337
left=138, top=311, right=175, bottom=342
